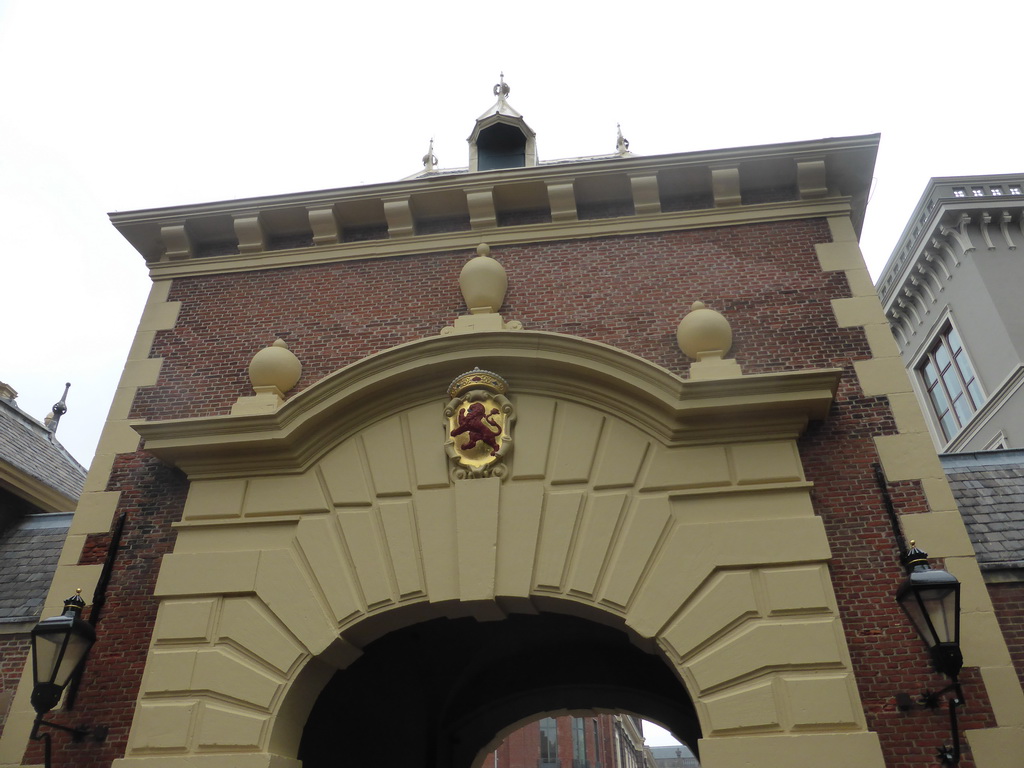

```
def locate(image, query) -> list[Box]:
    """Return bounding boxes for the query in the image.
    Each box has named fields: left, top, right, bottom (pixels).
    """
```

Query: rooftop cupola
left=468, top=74, right=537, bottom=172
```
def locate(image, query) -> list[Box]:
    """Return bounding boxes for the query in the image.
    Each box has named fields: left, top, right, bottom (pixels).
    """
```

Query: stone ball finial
left=676, top=301, right=733, bottom=360
left=248, top=338, right=302, bottom=394
left=459, top=243, right=507, bottom=315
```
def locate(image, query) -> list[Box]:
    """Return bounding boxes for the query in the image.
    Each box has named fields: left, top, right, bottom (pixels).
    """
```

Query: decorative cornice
left=133, top=331, right=842, bottom=479
left=877, top=174, right=1024, bottom=309
left=110, top=134, right=879, bottom=280
left=142, top=199, right=857, bottom=280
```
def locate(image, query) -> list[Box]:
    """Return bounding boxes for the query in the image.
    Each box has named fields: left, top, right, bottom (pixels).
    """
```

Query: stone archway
left=116, top=331, right=887, bottom=768
left=297, top=611, right=700, bottom=768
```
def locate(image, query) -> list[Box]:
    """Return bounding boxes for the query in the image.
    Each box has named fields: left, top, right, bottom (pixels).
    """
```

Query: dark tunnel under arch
left=299, top=611, right=701, bottom=768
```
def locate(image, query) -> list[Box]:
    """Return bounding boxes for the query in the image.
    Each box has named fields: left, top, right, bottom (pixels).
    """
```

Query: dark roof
left=0, top=511, right=72, bottom=623
left=406, top=153, right=629, bottom=180
left=0, top=395, right=86, bottom=509
left=649, top=746, right=697, bottom=759
left=942, top=449, right=1024, bottom=571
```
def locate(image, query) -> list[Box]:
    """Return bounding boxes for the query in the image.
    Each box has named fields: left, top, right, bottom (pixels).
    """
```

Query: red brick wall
left=0, top=635, right=30, bottom=739
left=988, top=581, right=1024, bottom=690
left=29, top=219, right=999, bottom=766
left=486, top=714, right=624, bottom=768
left=132, top=221, right=851, bottom=421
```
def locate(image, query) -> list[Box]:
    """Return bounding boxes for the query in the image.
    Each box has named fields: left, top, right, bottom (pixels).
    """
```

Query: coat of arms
left=444, top=368, right=514, bottom=479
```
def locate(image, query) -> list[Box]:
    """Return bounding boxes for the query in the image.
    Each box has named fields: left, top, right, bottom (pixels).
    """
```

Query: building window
left=572, top=718, right=587, bottom=768
left=540, top=718, right=559, bottom=768
left=952, top=188, right=966, bottom=198
left=991, top=187, right=1003, bottom=196
left=918, top=325, right=984, bottom=441
left=1010, top=185, right=1023, bottom=195
left=983, top=433, right=1008, bottom=450
left=972, top=187, right=985, bottom=197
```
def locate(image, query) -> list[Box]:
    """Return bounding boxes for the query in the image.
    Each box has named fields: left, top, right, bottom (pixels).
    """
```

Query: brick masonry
left=0, top=636, right=30, bottom=737
left=483, top=714, right=645, bottom=768
left=21, top=219, right=999, bottom=766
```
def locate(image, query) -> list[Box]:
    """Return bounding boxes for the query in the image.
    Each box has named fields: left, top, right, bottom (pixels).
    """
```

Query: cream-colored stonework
left=818, top=215, right=1024, bottom=764
left=99, top=332, right=890, bottom=768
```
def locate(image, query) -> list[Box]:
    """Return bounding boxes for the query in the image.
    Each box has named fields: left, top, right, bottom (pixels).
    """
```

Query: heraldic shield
left=444, top=368, right=515, bottom=480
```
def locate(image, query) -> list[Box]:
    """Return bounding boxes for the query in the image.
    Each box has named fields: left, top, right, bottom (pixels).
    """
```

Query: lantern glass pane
left=900, top=591, right=930, bottom=642
left=32, top=630, right=68, bottom=687
left=930, top=585, right=959, bottom=644
left=54, top=631, right=93, bottom=688
left=898, top=568, right=961, bottom=648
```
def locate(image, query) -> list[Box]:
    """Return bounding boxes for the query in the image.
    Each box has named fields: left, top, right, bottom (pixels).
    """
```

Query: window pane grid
left=918, top=326, right=984, bottom=441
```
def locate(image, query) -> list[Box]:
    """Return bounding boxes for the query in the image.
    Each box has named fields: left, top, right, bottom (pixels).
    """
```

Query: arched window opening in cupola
left=477, top=121, right=528, bottom=170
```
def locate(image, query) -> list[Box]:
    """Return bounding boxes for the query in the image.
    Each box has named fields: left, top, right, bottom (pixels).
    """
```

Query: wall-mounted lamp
left=29, top=590, right=107, bottom=767
left=894, top=542, right=964, bottom=766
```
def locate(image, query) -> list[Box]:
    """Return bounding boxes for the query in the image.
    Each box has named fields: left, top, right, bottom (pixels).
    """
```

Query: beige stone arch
left=116, top=331, right=885, bottom=768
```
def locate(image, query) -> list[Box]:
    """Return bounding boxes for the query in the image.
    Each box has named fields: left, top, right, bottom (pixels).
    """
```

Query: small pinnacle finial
left=44, top=382, right=71, bottom=434
left=493, top=72, right=510, bottom=99
left=62, top=588, right=87, bottom=616
left=904, top=540, right=929, bottom=570
left=616, top=124, right=630, bottom=156
left=422, top=138, right=438, bottom=171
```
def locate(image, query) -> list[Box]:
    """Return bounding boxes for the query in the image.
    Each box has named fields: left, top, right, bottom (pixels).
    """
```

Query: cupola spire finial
left=422, top=138, right=438, bottom=171
left=44, top=382, right=71, bottom=434
left=616, top=123, right=631, bottom=156
left=493, top=72, right=510, bottom=100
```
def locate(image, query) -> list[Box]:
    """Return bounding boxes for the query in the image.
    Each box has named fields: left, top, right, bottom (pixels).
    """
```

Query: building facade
left=2, top=87, right=1023, bottom=768
left=877, top=174, right=1024, bottom=706
left=0, top=382, right=85, bottom=739
left=876, top=176, right=1024, bottom=453
left=481, top=714, right=655, bottom=768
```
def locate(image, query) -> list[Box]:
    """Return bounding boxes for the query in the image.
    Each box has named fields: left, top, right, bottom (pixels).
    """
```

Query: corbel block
left=160, top=221, right=193, bottom=261
left=630, top=174, right=662, bottom=216
left=546, top=181, right=578, bottom=223
left=797, top=159, right=829, bottom=199
left=467, top=188, right=497, bottom=230
left=307, top=206, right=341, bottom=245
left=383, top=195, right=415, bottom=238
left=711, top=167, right=741, bottom=207
left=234, top=213, right=266, bottom=254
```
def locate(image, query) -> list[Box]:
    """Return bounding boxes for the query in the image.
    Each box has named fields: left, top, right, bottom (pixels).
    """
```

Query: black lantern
left=30, top=590, right=95, bottom=715
left=894, top=542, right=964, bottom=767
left=896, top=543, right=962, bottom=677
left=29, top=590, right=106, bottom=767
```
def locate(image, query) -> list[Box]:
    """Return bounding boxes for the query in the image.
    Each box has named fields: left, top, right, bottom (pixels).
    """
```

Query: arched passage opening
left=298, top=612, right=700, bottom=768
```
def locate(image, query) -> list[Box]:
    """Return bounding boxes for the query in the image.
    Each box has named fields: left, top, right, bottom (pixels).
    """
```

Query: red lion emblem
left=450, top=402, right=502, bottom=455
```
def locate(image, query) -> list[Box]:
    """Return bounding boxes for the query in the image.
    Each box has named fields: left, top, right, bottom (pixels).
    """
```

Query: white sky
left=1, top=1, right=1022, bottom=466
left=642, top=721, right=682, bottom=748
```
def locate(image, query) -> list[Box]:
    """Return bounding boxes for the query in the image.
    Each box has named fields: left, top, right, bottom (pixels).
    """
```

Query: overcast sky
left=2, top=1, right=1022, bottom=466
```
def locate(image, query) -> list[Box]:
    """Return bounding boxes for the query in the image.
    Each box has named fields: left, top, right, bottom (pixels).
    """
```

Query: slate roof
left=649, top=745, right=698, bottom=768
left=406, top=153, right=629, bottom=181
left=0, top=394, right=86, bottom=508
left=942, top=449, right=1024, bottom=571
left=0, top=511, right=72, bottom=623
left=649, top=745, right=697, bottom=759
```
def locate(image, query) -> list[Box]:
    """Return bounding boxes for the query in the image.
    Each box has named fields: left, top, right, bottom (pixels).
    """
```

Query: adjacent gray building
left=877, top=175, right=1024, bottom=453
left=877, top=176, right=1024, bottom=683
